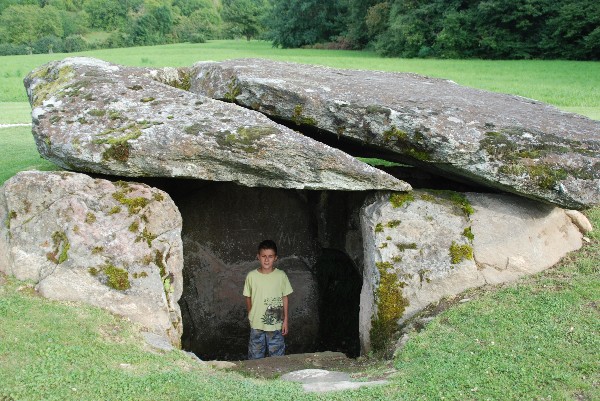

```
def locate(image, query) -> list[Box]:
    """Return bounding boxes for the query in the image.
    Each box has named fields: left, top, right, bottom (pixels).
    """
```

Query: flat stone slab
left=281, top=369, right=388, bottom=393
left=191, top=58, right=600, bottom=209
left=24, top=57, right=410, bottom=192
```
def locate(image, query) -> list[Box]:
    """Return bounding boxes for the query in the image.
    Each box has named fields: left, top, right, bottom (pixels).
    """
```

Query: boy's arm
left=245, top=296, right=252, bottom=314
left=282, top=295, right=289, bottom=335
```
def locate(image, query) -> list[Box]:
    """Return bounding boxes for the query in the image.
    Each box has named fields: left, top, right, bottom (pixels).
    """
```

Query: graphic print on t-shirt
left=261, top=297, right=283, bottom=326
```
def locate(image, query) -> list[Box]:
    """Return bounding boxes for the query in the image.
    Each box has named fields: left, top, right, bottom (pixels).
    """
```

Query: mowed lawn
left=0, top=40, right=598, bottom=400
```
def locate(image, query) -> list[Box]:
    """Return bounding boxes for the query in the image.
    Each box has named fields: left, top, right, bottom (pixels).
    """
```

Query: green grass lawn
left=0, top=126, right=58, bottom=184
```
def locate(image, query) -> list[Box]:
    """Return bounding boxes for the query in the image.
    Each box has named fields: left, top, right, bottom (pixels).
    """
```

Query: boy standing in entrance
left=243, top=240, right=293, bottom=360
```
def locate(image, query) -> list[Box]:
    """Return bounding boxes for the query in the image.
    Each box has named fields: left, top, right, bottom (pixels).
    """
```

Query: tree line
left=1, top=0, right=598, bottom=60
left=0, top=0, right=267, bottom=55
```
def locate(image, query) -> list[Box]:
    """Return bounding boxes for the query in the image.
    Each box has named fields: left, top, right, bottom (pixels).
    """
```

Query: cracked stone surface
left=0, top=171, right=183, bottom=345
left=23, top=57, right=410, bottom=192
left=191, top=58, right=599, bottom=209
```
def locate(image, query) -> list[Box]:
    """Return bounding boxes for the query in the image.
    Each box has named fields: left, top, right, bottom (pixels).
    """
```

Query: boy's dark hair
left=257, top=239, right=277, bottom=255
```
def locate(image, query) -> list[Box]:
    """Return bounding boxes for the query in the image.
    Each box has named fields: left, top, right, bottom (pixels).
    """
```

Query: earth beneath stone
left=228, top=351, right=395, bottom=380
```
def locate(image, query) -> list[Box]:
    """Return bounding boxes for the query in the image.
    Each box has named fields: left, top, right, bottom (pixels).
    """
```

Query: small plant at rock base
left=449, top=241, right=474, bottom=264
left=390, top=192, right=414, bottom=208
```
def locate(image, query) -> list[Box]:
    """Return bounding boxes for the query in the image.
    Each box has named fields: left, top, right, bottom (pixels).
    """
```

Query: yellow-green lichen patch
left=140, top=97, right=155, bottom=103
left=87, top=109, right=106, bottom=117
left=386, top=220, right=401, bottom=228
left=91, top=246, right=104, bottom=254
left=462, top=226, right=474, bottom=242
left=46, top=231, right=70, bottom=264
left=220, top=126, right=278, bottom=153
left=224, top=77, right=241, bottom=103
left=375, top=223, right=384, bottom=233
left=112, top=190, right=150, bottom=215
left=132, top=271, right=148, bottom=279
left=379, top=243, right=388, bottom=249
left=88, top=267, right=100, bottom=276
left=94, top=123, right=149, bottom=162
left=499, top=163, right=569, bottom=190
left=128, top=221, right=139, bottom=233
left=152, top=192, right=164, bottom=202
left=104, top=264, right=131, bottom=290
left=418, top=269, right=432, bottom=284
left=383, top=126, right=408, bottom=142
left=390, top=192, right=414, bottom=208
left=391, top=255, right=403, bottom=263
left=107, top=206, right=121, bottom=215
left=159, top=68, right=192, bottom=91
left=425, top=190, right=474, bottom=217
left=396, top=242, right=417, bottom=252
left=155, top=250, right=167, bottom=277
left=5, top=210, right=17, bottom=229
left=30, top=65, right=75, bottom=107
left=85, top=212, right=96, bottom=224
left=370, top=261, right=409, bottom=353
left=108, top=110, right=125, bottom=121
left=449, top=241, right=474, bottom=264
left=382, top=127, right=432, bottom=161
left=136, top=227, right=157, bottom=247
left=292, top=105, right=317, bottom=126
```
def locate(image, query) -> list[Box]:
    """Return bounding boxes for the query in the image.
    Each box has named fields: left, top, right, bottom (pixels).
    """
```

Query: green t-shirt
left=243, top=268, right=293, bottom=331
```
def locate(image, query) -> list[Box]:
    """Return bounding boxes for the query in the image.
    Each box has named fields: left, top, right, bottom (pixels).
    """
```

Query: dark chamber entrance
left=166, top=182, right=364, bottom=361
left=314, top=249, right=362, bottom=358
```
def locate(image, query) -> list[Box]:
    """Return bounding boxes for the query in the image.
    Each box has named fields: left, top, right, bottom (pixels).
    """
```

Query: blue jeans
left=248, top=328, right=285, bottom=360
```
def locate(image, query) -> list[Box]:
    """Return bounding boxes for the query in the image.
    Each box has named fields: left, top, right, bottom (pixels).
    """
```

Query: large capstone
left=23, top=57, right=410, bottom=193
left=190, top=59, right=600, bottom=210
left=0, top=171, right=183, bottom=345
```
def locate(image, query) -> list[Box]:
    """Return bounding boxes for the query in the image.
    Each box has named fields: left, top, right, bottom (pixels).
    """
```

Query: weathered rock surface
left=191, top=59, right=600, bottom=209
left=0, top=171, right=183, bottom=345
left=359, top=190, right=587, bottom=352
left=281, top=369, right=388, bottom=393
left=24, top=57, right=410, bottom=192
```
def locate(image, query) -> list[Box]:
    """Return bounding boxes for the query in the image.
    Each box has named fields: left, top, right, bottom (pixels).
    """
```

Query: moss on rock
left=370, top=261, right=409, bottom=353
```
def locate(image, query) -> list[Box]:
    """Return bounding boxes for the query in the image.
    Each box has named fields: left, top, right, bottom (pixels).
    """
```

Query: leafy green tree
left=221, top=0, right=268, bottom=40
left=173, top=0, right=218, bottom=17
left=0, top=4, right=63, bottom=44
left=542, top=0, right=600, bottom=59
left=268, top=0, right=347, bottom=48
left=84, top=0, right=143, bottom=30
left=175, top=6, right=222, bottom=41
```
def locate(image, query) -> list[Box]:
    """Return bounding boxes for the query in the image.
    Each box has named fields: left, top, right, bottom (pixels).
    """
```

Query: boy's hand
left=282, top=320, right=288, bottom=336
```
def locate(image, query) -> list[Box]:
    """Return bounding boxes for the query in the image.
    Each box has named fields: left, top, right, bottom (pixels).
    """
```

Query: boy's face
left=257, top=248, right=277, bottom=270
